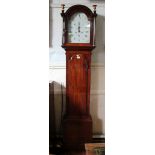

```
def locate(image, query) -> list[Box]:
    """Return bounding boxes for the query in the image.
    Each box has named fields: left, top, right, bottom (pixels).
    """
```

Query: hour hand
left=78, top=26, right=80, bottom=32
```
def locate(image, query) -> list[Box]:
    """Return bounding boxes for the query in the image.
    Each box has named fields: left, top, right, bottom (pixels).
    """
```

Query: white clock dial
left=68, top=12, right=90, bottom=43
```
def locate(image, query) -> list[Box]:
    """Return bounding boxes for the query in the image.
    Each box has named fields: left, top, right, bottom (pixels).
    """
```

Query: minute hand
left=78, top=22, right=80, bottom=33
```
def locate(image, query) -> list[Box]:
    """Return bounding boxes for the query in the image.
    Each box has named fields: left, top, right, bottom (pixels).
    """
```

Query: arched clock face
left=67, top=12, right=90, bottom=43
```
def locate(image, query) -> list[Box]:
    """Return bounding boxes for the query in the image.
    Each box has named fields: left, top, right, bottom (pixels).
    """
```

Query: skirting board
left=49, top=63, right=105, bottom=69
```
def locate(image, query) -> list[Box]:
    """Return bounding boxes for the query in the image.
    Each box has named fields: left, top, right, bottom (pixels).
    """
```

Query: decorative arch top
left=66, top=5, right=94, bottom=18
left=61, top=5, right=97, bottom=19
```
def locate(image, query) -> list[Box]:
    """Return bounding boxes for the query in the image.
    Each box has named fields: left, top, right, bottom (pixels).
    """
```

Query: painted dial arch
left=67, top=12, right=90, bottom=43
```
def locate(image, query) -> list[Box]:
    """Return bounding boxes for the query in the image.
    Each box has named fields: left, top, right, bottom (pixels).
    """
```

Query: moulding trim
left=53, top=134, right=105, bottom=138
left=49, top=63, right=105, bottom=69
left=51, top=89, right=104, bottom=95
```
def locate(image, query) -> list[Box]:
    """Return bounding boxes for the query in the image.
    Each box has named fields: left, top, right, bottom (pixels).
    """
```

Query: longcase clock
left=61, top=4, right=97, bottom=150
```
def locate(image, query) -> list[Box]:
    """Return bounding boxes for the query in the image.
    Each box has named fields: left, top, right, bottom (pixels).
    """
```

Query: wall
left=49, top=0, right=105, bottom=137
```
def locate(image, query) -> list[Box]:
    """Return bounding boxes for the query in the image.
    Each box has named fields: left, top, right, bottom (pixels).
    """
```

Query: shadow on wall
left=92, top=15, right=105, bottom=63
left=91, top=15, right=105, bottom=135
left=49, top=81, right=66, bottom=136
left=49, top=80, right=104, bottom=136
left=49, top=81, right=55, bottom=146
left=90, top=94, right=105, bottom=135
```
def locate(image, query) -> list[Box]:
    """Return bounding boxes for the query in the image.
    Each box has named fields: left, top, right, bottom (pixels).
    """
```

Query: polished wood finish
left=66, top=51, right=91, bottom=116
left=63, top=51, right=92, bottom=150
left=61, top=5, right=97, bottom=150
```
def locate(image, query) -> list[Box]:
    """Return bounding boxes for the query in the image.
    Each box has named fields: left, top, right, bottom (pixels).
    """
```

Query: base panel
left=63, top=116, right=92, bottom=150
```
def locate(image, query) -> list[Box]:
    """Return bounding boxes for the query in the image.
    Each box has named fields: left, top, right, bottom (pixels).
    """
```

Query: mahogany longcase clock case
left=61, top=4, right=97, bottom=150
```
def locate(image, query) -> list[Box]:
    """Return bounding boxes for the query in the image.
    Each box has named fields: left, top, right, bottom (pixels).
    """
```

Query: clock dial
left=68, top=12, right=90, bottom=43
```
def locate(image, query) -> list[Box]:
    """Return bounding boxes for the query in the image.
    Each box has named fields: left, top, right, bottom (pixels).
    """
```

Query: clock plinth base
left=63, top=115, right=92, bottom=150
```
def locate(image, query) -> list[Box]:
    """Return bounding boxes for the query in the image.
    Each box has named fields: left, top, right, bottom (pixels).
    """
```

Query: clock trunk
left=63, top=51, right=92, bottom=150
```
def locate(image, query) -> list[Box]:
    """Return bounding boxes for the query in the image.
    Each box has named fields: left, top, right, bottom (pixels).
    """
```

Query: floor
left=50, top=150, right=105, bottom=155
left=50, top=152, right=94, bottom=155
left=49, top=149, right=88, bottom=155
left=49, top=138, right=105, bottom=155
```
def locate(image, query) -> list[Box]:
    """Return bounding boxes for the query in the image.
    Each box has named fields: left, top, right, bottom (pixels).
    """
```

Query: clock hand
left=78, top=26, right=80, bottom=33
left=78, top=22, right=80, bottom=33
